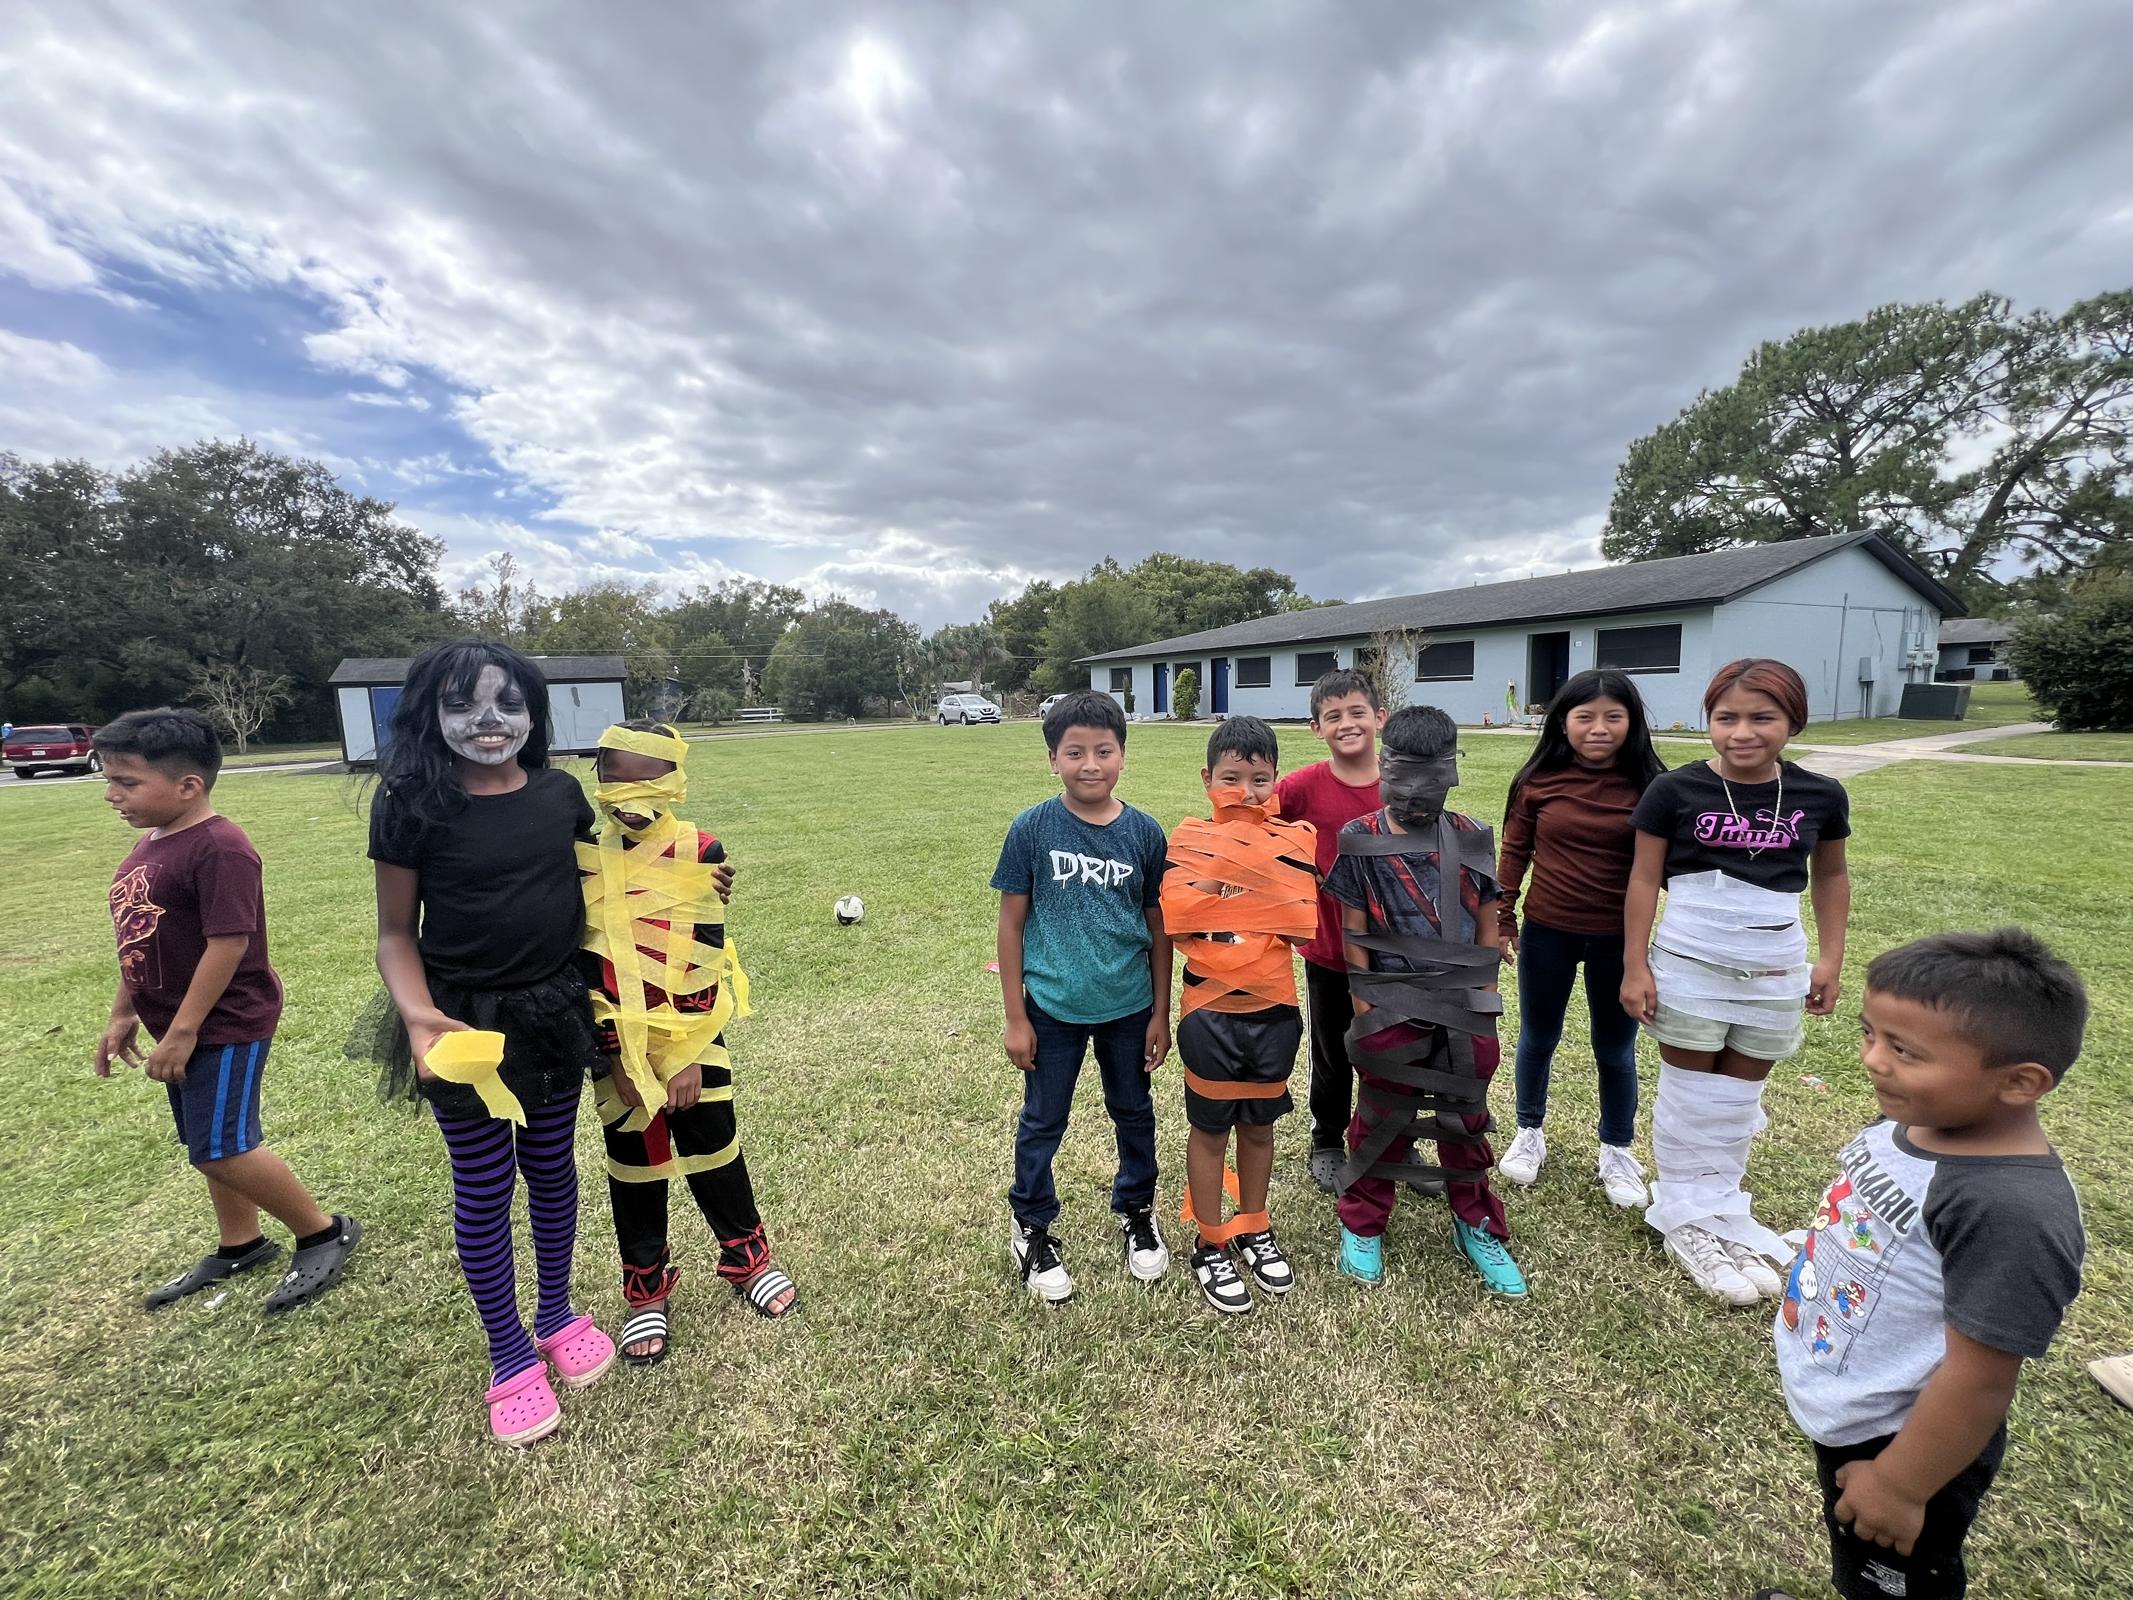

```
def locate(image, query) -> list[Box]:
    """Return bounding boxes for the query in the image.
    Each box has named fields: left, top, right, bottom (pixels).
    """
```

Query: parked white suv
left=1037, top=694, right=1067, bottom=720
left=936, top=693, right=1001, bottom=725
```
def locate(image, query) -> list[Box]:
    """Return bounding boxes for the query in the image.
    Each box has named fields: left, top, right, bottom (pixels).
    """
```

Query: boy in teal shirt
left=993, top=690, right=1172, bottom=1304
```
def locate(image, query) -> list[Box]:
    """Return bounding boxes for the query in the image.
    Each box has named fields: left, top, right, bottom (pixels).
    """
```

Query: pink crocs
left=533, top=1314, right=617, bottom=1390
left=486, top=1362, right=561, bottom=1447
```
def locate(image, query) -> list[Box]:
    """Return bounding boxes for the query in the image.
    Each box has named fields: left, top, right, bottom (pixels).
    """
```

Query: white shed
left=329, top=654, right=628, bottom=764
left=1080, top=532, right=1963, bottom=728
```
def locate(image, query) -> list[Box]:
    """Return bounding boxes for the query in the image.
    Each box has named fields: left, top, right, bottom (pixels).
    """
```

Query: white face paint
left=439, top=665, right=533, bottom=766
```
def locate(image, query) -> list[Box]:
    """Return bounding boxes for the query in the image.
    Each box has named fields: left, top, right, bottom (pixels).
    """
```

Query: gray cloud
left=2, top=1, right=2130, bottom=625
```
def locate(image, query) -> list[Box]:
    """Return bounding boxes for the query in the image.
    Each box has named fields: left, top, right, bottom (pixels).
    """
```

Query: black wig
left=373, top=639, right=553, bottom=842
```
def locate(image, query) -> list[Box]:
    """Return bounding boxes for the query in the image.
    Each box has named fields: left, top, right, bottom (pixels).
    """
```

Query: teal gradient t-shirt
left=992, top=796, right=1169, bottom=1024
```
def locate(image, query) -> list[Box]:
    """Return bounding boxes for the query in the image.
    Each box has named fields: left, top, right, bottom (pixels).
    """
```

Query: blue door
left=368, top=685, right=403, bottom=759
left=1212, top=658, right=1230, bottom=714
left=1152, top=663, right=1169, bottom=715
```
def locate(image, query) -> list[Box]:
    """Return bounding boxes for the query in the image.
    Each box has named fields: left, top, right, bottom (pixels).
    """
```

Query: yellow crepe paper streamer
left=423, top=1030, right=525, bottom=1125
left=580, top=737, right=752, bottom=1136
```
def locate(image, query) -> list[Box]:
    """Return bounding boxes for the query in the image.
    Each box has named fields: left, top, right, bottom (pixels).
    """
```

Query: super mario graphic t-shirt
left=1774, top=1120, right=2085, bottom=1447
left=1631, top=759, right=1850, bottom=895
left=991, top=796, right=1168, bottom=1025
left=109, top=815, right=284, bottom=1044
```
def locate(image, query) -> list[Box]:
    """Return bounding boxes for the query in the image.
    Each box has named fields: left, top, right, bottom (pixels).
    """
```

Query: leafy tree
left=984, top=579, right=1056, bottom=693
left=1359, top=626, right=1428, bottom=715
left=1, top=440, right=448, bottom=737
left=2008, top=577, right=2133, bottom=729
left=523, top=580, right=675, bottom=712
left=1171, top=667, right=1200, bottom=721
left=926, top=622, right=1013, bottom=695
left=664, top=577, right=803, bottom=690
left=761, top=599, right=918, bottom=720
left=1603, top=291, right=2133, bottom=602
left=1035, top=564, right=1159, bottom=693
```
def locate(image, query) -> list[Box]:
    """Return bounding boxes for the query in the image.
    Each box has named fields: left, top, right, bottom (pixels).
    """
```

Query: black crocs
left=144, top=1239, right=283, bottom=1311
left=262, top=1215, right=363, bottom=1314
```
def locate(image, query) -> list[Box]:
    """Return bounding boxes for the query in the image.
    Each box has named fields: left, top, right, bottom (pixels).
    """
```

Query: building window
left=1295, top=650, right=1337, bottom=684
left=1414, top=641, right=1476, bottom=681
left=1595, top=623, right=1682, bottom=674
left=1236, top=656, right=1271, bottom=688
left=1966, top=645, right=1997, bottom=665
left=1108, top=667, right=1132, bottom=693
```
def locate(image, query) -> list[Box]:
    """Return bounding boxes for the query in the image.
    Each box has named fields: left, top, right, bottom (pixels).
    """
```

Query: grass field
left=1774, top=681, right=2039, bottom=745
left=2, top=723, right=2128, bottom=1599
left=1950, top=729, right=2133, bottom=762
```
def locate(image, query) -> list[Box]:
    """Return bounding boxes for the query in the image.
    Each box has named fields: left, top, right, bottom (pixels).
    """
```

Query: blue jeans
left=1512, top=918, right=1640, bottom=1147
left=1008, top=1000, right=1159, bottom=1230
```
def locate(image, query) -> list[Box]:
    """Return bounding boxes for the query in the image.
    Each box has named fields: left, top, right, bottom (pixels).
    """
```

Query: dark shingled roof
left=1937, top=618, right=2012, bottom=646
left=1080, top=531, right=1963, bottom=664
left=329, top=654, right=626, bottom=685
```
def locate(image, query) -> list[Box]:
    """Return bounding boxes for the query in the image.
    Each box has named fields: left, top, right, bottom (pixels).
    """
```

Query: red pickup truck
left=4, top=723, right=102, bottom=779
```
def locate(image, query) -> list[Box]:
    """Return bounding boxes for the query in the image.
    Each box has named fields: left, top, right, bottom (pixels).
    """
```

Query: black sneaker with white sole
left=1118, top=1206, right=1170, bottom=1282
left=1011, top=1219, right=1073, bottom=1304
left=1231, top=1229, right=1294, bottom=1296
left=1190, top=1244, right=1253, bottom=1315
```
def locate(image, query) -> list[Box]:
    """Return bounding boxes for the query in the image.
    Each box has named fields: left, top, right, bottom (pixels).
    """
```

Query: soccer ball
left=834, top=894, right=865, bottom=926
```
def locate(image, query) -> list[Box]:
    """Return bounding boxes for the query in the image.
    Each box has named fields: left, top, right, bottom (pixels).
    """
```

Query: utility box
left=1857, top=655, right=1877, bottom=683
left=1898, top=682, right=1971, bottom=721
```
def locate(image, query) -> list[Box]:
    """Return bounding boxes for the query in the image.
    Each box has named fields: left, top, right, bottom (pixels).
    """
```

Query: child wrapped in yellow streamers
left=579, top=722, right=797, bottom=1363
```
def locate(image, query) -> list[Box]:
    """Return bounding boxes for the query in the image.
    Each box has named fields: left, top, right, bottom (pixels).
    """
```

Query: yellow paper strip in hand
left=424, top=1030, right=526, bottom=1125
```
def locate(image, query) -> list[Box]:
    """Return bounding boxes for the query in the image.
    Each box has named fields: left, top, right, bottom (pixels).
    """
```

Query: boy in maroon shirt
left=1275, top=669, right=1387, bottom=1191
left=93, top=708, right=359, bottom=1312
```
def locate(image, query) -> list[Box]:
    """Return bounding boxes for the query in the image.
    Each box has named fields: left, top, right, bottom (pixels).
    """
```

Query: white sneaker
left=1663, top=1224, right=1761, bottom=1307
left=1011, top=1220, right=1073, bottom=1304
left=1721, top=1236, right=1785, bottom=1299
left=1500, top=1127, right=1546, bottom=1187
left=1596, top=1145, right=1649, bottom=1209
left=1119, top=1206, right=1170, bottom=1282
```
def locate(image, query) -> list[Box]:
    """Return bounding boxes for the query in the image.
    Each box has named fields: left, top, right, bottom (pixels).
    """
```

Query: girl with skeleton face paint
left=357, top=640, right=619, bottom=1445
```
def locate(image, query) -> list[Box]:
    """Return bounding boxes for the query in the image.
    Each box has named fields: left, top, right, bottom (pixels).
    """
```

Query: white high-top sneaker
left=1011, top=1219, right=1074, bottom=1304
left=1721, top=1236, right=1785, bottom=1299
left=1499, top=1127, right=1546, bottom=1186
left=1664, top=1224, right=1760, bottom=1306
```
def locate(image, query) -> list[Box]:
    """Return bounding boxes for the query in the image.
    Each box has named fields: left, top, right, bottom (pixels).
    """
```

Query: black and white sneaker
left=1190, top=1244, right=1254, bottom=1315
left=1011, top=1219, right=1073, bottom=1305
left=1231, top=1229, right=1294, bottom=1296
left=1118, top=1206, right=1170, bottom=1282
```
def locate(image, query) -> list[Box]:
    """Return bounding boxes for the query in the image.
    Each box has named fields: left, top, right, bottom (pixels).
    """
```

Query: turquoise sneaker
left=1337, top=1227, right=1383, bottom=1286
left=1451, top=1218, right=1528, bottom=1297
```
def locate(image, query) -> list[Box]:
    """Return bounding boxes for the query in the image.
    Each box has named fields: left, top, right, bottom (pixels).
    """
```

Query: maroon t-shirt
left=109, top=815, right=283, bottom=1044
left=1275, top=759, right=1384, bottom=970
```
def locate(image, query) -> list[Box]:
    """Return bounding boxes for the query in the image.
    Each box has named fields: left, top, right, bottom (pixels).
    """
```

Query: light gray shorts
left=1644, top=998, right=1804, bottom=1062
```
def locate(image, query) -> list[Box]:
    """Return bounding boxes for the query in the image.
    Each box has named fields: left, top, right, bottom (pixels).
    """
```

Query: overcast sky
left=3, top=2, right=2130, bottom=627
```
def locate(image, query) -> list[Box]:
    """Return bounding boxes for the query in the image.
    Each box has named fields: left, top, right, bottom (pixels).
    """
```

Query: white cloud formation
left=0, top=2, right=2129, bottom=628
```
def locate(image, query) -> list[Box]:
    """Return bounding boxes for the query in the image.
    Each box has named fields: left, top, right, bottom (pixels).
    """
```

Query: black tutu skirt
left=346, top=963, right=605, bottom=1124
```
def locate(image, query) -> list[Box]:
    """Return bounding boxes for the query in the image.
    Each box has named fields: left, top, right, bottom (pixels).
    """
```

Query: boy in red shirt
left=93, top=708, right=360, bottom=1312
left=1274, top=669, right=1386, bottom=1191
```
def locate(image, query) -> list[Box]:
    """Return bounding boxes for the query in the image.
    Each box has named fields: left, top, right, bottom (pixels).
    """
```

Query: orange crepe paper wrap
left=1179, top=1165, right=1272, bottom=1244
left=1160, top=789, right=1318, bottom=1018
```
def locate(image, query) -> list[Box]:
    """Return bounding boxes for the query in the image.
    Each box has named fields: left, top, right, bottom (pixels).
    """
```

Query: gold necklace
left=1718, top=763, right=1782, bottom=859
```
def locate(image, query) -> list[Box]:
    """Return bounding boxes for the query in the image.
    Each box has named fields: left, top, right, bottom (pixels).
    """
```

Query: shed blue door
left=369, top=685, right=403, bottom=756
left=1152, top=663, right=1169, bottom=715
left=1212, top=658, right=1230, bottom=714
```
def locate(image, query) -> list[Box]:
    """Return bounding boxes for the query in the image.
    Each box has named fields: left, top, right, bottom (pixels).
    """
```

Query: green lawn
left=222, top=740, right=344, bottom=768
left=2, top=724, right=2127, bottom=1599
left=1950, top=729, right=2133, bottom=762
left=1779, top=680, right=2039, bottom=745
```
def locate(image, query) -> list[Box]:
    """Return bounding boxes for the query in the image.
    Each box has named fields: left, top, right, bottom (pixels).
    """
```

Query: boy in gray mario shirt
left=1763, top=929, right=2085, bottom=1600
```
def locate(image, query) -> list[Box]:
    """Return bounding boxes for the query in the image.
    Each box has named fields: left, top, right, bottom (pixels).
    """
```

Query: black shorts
left=1814, top=1427, right=2005, bottom=1599
left=1179, top=1004, right=1302, bottom=1132
left=166, top=1037, right=270, bottom=1163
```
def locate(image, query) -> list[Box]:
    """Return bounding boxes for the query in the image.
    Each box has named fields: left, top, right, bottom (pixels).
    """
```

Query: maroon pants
left=1336, top=1026, right=1506, bottom=1240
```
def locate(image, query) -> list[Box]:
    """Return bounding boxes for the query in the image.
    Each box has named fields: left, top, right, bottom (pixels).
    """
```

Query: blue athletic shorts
left=166, top=1037, right=271, bottom=1163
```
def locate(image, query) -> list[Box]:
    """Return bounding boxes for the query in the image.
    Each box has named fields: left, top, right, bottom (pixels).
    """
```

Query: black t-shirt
left=368, top=765, right=596, bottom=989
left=1629, top=759, right=1850, bottom=894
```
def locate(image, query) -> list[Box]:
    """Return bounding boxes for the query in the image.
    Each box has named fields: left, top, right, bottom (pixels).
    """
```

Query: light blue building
left=1081, top=532, right=1961, bottom=728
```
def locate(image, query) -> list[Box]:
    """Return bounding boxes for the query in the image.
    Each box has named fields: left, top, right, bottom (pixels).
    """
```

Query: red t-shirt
left=1275, top=759, right=1384, bottom=969
left=109, top=815, right=283, bottom=1044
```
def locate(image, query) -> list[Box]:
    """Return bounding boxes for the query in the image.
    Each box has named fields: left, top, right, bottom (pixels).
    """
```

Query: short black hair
left=93, top=707, right=224, bottom=789
left=1043, top=689, right=1128, bottom=754
left=1309, top=668, right=1378, bottom=720
left=1206, top=715, right=1278, bottom=770
left=1864, top=928, right=2088, bottom=1080
left=1381, top=705, right=1456, bottom=759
